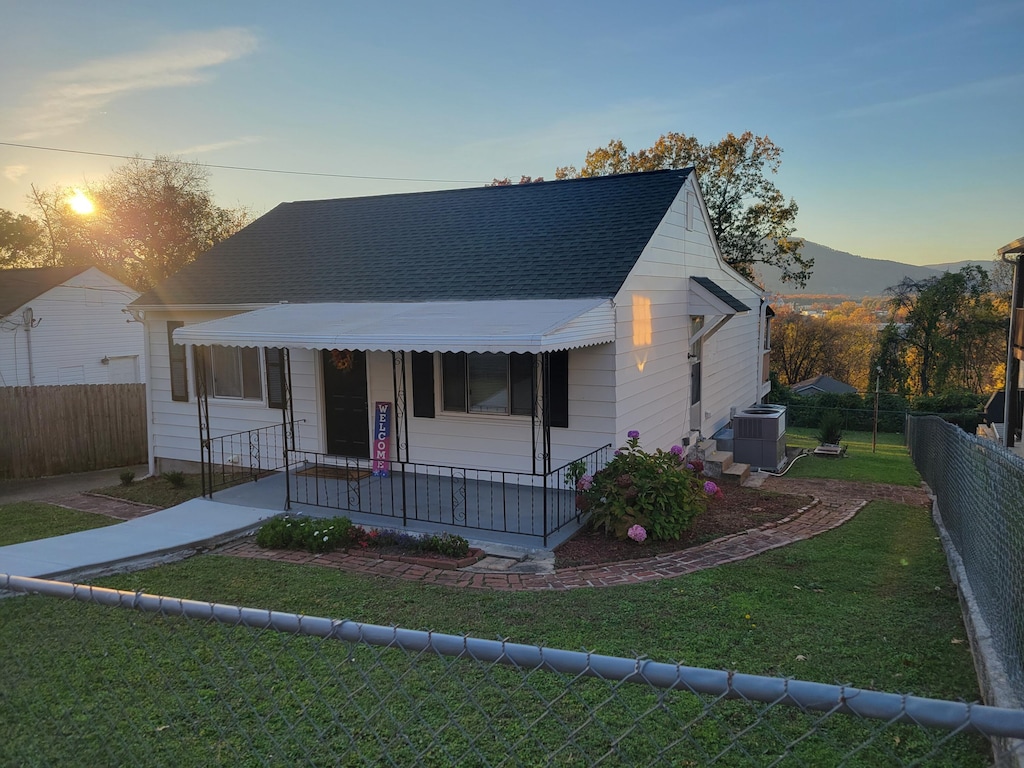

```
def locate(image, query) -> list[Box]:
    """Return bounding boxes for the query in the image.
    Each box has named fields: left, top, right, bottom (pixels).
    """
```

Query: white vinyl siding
left=613, top=175, right=763, bottom=450
left=0, top=268, right=143, bottom=388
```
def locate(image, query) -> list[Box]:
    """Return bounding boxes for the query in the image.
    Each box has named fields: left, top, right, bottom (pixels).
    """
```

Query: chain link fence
left=2, top=574, right=1022, bottom=767
left=908, top=415, right=1024, bottom=717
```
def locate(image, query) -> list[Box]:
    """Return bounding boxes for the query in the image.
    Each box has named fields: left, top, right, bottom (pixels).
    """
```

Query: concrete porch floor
left=210, top=469, right=585, bottom=551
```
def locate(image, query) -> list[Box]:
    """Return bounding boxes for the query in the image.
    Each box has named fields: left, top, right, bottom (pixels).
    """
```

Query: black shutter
left=442, top=352, right=467, bottom=412
left=411, top=351, right=435, bottom=418
left=509, top=353, right=534, bottom=416
left=167, top=321, right=188, bottom=402
left=266, top=347, right=285, bottom=409
left=548, top=350, right=569, bottom=428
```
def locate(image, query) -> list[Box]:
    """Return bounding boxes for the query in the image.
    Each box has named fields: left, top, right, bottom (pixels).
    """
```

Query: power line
left=0, top=141, right=491, bottom=185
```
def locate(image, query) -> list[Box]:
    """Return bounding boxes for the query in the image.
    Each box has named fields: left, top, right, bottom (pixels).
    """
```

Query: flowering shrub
left=579, top=432, right=719, bottom=541
left=255, top=516, right=469, bottom=558
left=255, top=515, right=356, bottom=553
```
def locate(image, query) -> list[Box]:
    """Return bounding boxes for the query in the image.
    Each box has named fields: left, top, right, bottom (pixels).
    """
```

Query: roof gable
left=0, top=266, right=90, bottom=317
left=134, top=169, right=692, bottom=307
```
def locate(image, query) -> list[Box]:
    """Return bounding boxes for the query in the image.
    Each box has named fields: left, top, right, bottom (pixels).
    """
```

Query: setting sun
left=67, top=188, right=95, bottom=215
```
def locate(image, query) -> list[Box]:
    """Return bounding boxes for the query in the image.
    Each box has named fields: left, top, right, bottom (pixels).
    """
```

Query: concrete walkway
left=0, top=498, right=274, bottom=581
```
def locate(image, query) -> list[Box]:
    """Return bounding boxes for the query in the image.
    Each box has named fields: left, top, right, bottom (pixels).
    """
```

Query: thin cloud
left=14, top=28, right=258, bottom=140
left=835, top=73, right=1024, bottom=119
left=172, top=136, right=263, bottom=155
left=4, top=165, right=29, bottom=183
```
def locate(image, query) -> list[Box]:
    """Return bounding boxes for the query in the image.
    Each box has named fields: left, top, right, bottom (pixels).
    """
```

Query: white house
left=130, top=170, right=773, bottom=545
left=0, top=266, right=144, bottom=387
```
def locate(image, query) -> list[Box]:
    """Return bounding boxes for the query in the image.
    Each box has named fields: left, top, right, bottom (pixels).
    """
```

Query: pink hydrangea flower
left=627, top=524, right=647, bottom=543
left=704, top=480, right=723, bottom=498
left=577, top=474, right=593, bottom=491
left=670, top=445, right=684, bottom=455
left=627, top=430, right=640, bottom=439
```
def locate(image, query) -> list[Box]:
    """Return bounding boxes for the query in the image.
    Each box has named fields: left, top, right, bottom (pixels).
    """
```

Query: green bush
left=427, top=532, right=470, bottom=558
left=255, top=515, right=355, bottom=553
left=255, top=517, right=470, bottom=558
left=580, top=432, right=709, bottom=541
left=119, top=471, right=135, bottom=487
left=162, top=471, right=187, bottom=489
left=816, top=410, right=844, bottom=445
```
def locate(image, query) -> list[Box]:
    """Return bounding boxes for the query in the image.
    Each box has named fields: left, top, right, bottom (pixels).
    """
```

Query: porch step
left=721, top=461, right=751, bottom=485
left=695, top=438, right=718, bottom=459
left=701, top=449, right=733, bottom=479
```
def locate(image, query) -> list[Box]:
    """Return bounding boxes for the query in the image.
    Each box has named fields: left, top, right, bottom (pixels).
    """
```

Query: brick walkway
left=215, top=476, right=928, bottom=590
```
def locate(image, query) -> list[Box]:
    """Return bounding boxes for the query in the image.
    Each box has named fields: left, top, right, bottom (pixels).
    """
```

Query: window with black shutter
left=167, top=321, right=188, bottom=402
left=440, top=352, right=542, bottom=418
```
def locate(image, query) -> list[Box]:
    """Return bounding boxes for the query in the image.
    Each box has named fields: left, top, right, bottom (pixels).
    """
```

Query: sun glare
left=68, top=189, right=95, bottom=215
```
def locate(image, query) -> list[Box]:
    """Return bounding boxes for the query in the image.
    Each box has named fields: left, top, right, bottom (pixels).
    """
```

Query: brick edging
left=217, top=495, right=868, bottom=591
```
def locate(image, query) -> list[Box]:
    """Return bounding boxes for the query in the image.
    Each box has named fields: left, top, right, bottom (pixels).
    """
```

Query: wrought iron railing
left=202, top=420, right=304, bottom=497
left=285, top=444, right=611, bottom=545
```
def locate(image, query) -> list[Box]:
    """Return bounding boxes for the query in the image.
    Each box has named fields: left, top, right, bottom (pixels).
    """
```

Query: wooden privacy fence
left=0, top=384, right=147, bottom=479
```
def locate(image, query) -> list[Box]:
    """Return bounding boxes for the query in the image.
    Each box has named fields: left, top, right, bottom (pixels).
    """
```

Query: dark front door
left=322, top=349, right=370, bottom=457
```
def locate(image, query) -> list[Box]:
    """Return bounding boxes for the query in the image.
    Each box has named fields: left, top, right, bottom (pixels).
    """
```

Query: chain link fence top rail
left=907, top=415, right=1024, bottom=708
left=2, top=574, right=1022, bottom=767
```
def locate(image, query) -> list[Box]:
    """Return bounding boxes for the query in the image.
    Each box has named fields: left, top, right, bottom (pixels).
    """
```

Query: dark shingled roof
left=791, top=375, right=857, bottom=395
left=134, top=169, right=692, bottom=307
left=692, top=276, right=751, bottom=313
left=0, top=266, right=90, bottom=317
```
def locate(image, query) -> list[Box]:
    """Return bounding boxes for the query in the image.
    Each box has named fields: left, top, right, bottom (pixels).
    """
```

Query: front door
left=322, top=349, right=370, bottom=457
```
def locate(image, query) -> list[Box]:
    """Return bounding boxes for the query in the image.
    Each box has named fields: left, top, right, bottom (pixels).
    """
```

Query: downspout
left=133, top=310, right=156, bottom=477
left=22, top=308, right=35, bottom=385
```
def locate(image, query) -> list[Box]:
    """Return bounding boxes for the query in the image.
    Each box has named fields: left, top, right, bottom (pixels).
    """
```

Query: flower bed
left=255, top=515, right=476, bottom=565
left=569, top=431, right=721, bottom=542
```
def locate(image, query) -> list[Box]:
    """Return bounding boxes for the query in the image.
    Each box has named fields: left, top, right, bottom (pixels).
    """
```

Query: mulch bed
left=554, top=485, right=813, bottom=568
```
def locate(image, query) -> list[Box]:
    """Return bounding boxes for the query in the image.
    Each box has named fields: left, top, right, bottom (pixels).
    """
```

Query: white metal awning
left=172, top=298, right=616, bottom=354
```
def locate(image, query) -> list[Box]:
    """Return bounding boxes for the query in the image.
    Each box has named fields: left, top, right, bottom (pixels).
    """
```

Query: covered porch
left=204, top=442, right=609, bottom=549
left=173, top=299, right=616, bottom=548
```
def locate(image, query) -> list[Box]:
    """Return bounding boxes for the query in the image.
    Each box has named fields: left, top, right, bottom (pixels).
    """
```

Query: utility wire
left=0, top=141, right=491, bottom=185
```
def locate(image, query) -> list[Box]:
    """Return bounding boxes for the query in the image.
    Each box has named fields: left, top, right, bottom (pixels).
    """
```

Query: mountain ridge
left=756, top=241, right=991, bottom=297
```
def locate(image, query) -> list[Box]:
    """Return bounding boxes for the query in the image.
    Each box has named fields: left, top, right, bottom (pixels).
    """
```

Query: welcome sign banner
left=372, top=402, right=391, bottom=477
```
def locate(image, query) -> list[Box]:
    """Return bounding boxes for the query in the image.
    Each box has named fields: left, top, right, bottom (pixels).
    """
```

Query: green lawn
left=783, top=427, right=921, bottom=485
left=0, top=499, right=987, bottom=765
left=92, top=473, right=206, bottom=508
left=0, top=502, right=117, bottom=546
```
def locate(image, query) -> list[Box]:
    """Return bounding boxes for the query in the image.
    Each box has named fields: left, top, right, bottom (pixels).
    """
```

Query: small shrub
left=255, top=515, right=355, bottom=553
left=163, top=471, right=186, bottom=489
left=428, top=532, right=470, bottom=558
left=816, top=410, right=844, bottom=445
left=255, top=516, right=473, bottom=559
left=579, top=432, right=711, bottom=541
left=119, top=471, right=135, bottom=487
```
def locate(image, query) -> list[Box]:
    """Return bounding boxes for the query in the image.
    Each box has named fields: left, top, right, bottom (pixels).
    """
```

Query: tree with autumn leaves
left=556, top=131, right=811, bottom=287
left=1, top=155, right=249, bottom=291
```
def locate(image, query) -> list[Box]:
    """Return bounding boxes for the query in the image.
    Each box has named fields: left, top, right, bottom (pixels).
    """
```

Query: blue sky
left=1, top=0, right=1021, bottom=267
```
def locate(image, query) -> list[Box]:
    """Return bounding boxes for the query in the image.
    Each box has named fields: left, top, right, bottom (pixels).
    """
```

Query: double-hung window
left=201, top=345, right=262, bottom=400
left=442, top=352, right=534, bottom=416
